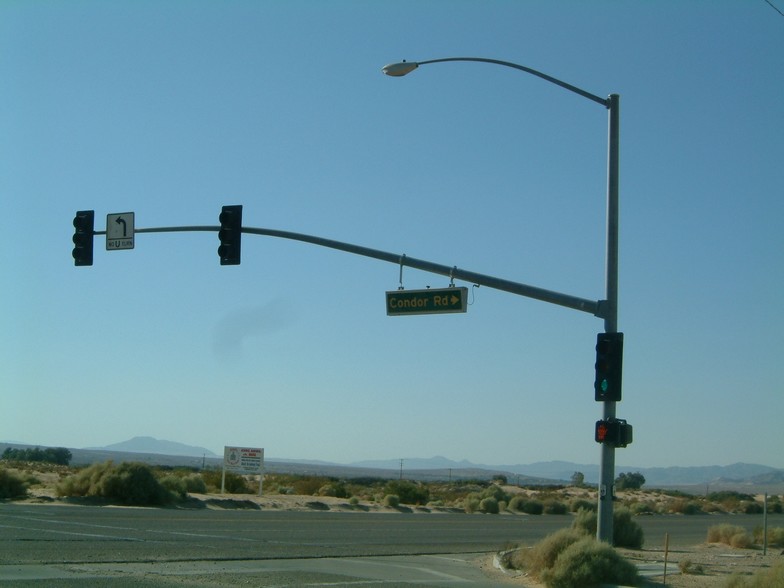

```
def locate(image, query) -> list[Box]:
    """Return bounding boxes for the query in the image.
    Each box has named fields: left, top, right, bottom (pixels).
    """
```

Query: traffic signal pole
left=597, top=93, right=621, bottom=544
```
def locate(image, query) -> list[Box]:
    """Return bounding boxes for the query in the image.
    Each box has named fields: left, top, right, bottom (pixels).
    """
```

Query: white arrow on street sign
left=106, top=212, right=135, bottom=250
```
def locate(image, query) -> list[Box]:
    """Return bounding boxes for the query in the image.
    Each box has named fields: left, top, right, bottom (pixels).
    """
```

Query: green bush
left=200, top=469, right=250, bottom=494
left=544, top=500, right=568, bottom=515
left=742, top=501, right=763, bottom=514
left=0, top=468, right=28, bottom=499
left=56, top=461, right=174, bottom=505
left=463, top=496, right=480, bottom=513
left=669, top=498, right=703, bottom=514
left=630, top=501, right=655, bottom=515
left=183, top=473, right=207, bottom=494
left=540, top=537, right=640, bottom=588
left=481, top=484, right=509, bottom=502
left=570, top=498, right=596, bottom=512
left=522, top=528, right=587, bottom=576
left=383, top=480, right=429, bottom=505
left=383, top=494, right=400, bottom=507
left=160, top=475, right=187, bottom=499
left=571, top=507, right=644, bottom=549
left=479, top=496, right=499, bottom=514
left=613, top=507, right=644, bottom=549
left=509, top=495, right=544, bottom=514
left=318, top=481, right=349, bottom=498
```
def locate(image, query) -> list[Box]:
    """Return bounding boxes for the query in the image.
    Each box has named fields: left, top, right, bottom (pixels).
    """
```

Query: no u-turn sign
left=106, top=212, right=135, bottom=250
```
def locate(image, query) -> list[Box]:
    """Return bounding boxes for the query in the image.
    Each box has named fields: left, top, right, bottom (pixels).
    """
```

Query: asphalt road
left=1, top=503, right=780, bottom=586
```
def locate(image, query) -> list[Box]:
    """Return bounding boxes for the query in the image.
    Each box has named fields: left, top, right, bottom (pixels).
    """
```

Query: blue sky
left=2, top=0, right=782, bottom=469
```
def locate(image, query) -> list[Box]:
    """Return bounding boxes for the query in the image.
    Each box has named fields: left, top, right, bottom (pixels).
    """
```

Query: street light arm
left=383, top=57, right=609, bottom=107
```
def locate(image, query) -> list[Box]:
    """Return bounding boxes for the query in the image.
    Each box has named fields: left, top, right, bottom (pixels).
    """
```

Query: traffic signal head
left=594, top=332, right=624, bottom=401
left=217, top=205, right=242, bottom=265
left=72, top=210, right=95, bottom=266
left=595, top=418, right=633, bottom=447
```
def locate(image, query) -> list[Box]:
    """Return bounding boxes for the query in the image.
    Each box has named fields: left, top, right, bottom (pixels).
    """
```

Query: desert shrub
left=200, top=469, right=250, bottom=494
left=522, top=529, right=587, bottom=576
left=263, top=474, right=336, bottom=496
left=570, top=498, right=595, bottom=512
left=725, top=559, right=784, bottom=588
left=160, top=474, right=187, bottom=499
left=678, top=558, right=704, bottom=575
left=318, top=481, right=349, bottom=498
left=182, top=473, right=207, bottom=494
left=742, top=501, right=763, bottom=514
left=509, top=495, right=544, bottom=515
left=464, top=496, right=480, bottom=513
left=669, top=498, right=703, bottom=515
left=56, top=461, right=113, bottom=497
left=707, top=491, right=755, bottom=513
left=384, top=480, right=429, bottom=505
left=479, top=496, right=499, bottom=514
left=571, top=506, right=643, bottom=549
left=544, top=500, right=568, bottom=515
left=57, top=461, right=174, bottom=505
left=481, top=484, right=509, bottom=502
left=98, top=462, right=173, bottom=505
left=383, top=494, right=400, bottom=508
left=767, top=495, right=782, bottom=514
left=753, top=526, right=784, bottom=547
left=707, top=524, right=753, bottom=548
left=0, top=468, right=28, bottom=499
left=730, top=532, right=753, bottom=549
left=630, top=501, right=655, bottom=515
left=613, top=507, right=644, bottom=549
left=572, top=507, right=596, bottom=535
left=540, top=536, right=640, bottom=588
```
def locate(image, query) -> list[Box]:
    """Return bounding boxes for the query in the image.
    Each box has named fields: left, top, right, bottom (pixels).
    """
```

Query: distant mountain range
left=351, top=456, right=784, bottom=487
left=4, top=437, right=783, bottom=489
left=86, top=436, right=219, bottom=458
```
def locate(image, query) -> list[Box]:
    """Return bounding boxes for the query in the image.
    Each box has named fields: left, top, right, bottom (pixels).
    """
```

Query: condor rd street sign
left=386, top=287, right=468, bottom=316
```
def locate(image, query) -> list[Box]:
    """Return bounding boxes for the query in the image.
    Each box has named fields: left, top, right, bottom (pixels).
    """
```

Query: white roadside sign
left=106, top=212, right=135, bottom=250
left=223, top=446, right=264, bottom=474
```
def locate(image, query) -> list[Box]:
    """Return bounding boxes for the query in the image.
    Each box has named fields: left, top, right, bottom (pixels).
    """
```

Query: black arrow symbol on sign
left=115, top=216, right=127, bottom=237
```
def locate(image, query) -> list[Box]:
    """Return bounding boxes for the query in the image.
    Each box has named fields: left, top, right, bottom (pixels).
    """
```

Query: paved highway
left=1, top=504, right=780, bottom=585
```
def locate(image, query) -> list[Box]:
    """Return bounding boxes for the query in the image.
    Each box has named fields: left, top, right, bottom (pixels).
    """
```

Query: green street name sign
left=386, top=287, right=468, bottom=316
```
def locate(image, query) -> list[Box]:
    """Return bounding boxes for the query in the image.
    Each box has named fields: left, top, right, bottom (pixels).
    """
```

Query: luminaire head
left=381, top=61, right=419, bottom=77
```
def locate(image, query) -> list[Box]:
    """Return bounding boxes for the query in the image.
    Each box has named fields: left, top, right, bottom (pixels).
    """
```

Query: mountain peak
left=89, top=437, right=218, bottom=458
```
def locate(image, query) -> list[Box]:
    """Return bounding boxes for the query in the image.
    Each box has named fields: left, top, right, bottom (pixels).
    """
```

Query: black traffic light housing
left=595, top=418, right=633, bottom=448
left=218, top=205, right=242, bottom=265
left=72, top=210, right=95, bottom=266
left=594, top=332, right=624, bottom=401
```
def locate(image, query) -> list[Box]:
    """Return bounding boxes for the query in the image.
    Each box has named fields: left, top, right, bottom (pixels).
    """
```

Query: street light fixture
left=382, top=57, right=621, bottom=544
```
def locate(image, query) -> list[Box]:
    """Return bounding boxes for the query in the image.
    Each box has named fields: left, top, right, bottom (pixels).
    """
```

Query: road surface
left=1, top=503, right=779, bottom=585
